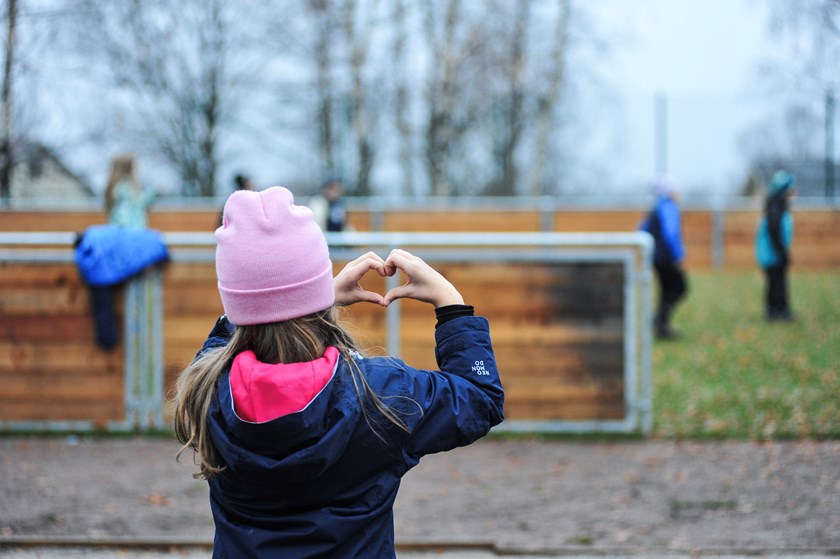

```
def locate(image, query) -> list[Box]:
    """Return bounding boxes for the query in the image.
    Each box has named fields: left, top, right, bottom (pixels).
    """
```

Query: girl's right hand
left=383, top=249, right=464, bottom=308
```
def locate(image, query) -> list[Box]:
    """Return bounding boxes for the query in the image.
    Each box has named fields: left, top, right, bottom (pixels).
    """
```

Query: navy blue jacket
left=196, top=315, right=504, bottom=558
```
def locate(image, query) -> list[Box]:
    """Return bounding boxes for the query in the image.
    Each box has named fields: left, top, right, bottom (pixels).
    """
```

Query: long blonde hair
left=104, top=153, right=138, bottom=214
left=172, top=307, right=412, bottom=480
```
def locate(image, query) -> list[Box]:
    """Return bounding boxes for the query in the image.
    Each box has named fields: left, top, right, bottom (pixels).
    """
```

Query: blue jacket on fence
left=197, top=315, right=505, bottom=559
left=73, top=224, right=169, bottom=349
left=74, top=224, right=169, bottom=286
left=639, top=195, right=685, bottom=266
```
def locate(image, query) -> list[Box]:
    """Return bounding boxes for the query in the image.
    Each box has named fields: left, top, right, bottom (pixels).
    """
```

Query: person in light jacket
left=755, top=170, right=796, bottom=321
left=104, top=153, right=156, bottom=230
left=172, top=186, right=504, bottom=558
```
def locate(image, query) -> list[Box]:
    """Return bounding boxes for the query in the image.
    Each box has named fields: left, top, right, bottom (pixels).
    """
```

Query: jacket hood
left=769, top=170, right=794, bottom=195
left=230, top=347, right=339, bottom=423
left=208, top=351, right=362, bottom=484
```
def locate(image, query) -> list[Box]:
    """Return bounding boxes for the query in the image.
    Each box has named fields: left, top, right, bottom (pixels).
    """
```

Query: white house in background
left=10, top=142, right=94, bottom=202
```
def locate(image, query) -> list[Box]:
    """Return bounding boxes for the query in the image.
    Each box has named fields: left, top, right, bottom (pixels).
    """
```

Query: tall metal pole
left=826, top=89, right=836, bottom=204
left=655, top=91, right=668, bottom=177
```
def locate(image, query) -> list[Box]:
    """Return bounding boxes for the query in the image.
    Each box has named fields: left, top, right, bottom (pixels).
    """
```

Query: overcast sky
left=584, top=0, right=804, bottom=196
left=54, top=0, right=815, bottom=198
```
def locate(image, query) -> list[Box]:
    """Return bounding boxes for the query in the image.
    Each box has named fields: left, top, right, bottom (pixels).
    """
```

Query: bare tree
left=767, top=0, right=840, bottom=89
left=340, top=0, right=378, bottom=196
left=487, top=0, right=531, bottom=197
left=309, top=0, right=338, bottom=176
left=529, top=0, right=570, bottom=196
left=390, top=0, right=413, bottom=196
left=422, top=0, right=460, bottom=196
left=76, top=0, right=236, bottom=196
left=0, top=0, right=17, bottom=205
left=764, top=0, right=839, bottom=198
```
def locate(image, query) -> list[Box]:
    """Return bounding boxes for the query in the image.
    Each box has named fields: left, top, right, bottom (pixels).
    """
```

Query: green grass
left=653, top=269, right=840, bottom=440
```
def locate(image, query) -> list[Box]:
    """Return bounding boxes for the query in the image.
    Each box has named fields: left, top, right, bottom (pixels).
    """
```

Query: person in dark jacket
left=173, top=186, right=504, bottom=559
left=639, top=176, right=688, bottom=340
left=755, top=170, right=796, bottom=321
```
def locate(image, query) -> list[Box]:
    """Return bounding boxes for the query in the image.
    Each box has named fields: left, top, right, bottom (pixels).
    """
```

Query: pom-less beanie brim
left=219, top=263, right=334, bottom=325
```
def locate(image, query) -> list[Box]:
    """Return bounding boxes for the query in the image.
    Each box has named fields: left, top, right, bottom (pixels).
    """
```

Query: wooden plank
left=0, top=211, right=105, bottom=232
left=0, top=263, right=80, bottom=286
left=346, top=211, right=370, bottom=231
left=552, top=211, right=640, bottom=232
left=0, top=400, right=124, bottom=423
left=162, top=263, right=218, bottom=283
left=163, top=286, right=224, bottom=314
left=504, top=400, right=625, bottom=420
left=437, top=263, right=624, bottom=284
left=0, top=284, right=93, bottom=314
left=398, top=341, right=623, bottom=378
left=163, top=315, right=226, bottom=342
left=381, top=211, right=542, bottom=232
left=148, top=211, right=220, bottom=232
left=0, top=342, right=123, bottom=372
left=398, top=321, right=624, bottom=346
left=0, top=315, right=99, bottom=343
left=505, top=384, right=624, bottom=403
left=2, top=374, right=123, bottom=400
left=2, top=208, right=839, bottom=269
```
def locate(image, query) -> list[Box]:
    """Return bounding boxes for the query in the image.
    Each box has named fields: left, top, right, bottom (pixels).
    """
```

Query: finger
left=356, top=289, right=386, bottom=306
left=384, top=249, right=418, bottom=275
left=356, top=251, right=387, bottom=270
left=346, top=255, right=387, bottom=281
left=383, top=285, right=412, bottom=306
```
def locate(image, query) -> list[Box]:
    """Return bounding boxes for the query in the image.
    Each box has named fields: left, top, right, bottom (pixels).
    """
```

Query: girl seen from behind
left=172, top=186, right=504, bottom=558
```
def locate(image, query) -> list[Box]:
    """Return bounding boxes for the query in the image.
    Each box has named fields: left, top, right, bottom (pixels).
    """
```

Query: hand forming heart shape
left=333, top=249, right=464, bottom=309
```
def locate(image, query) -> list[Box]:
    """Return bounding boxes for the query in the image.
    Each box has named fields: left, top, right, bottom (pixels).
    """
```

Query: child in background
left=173, top=186, right=504, bottom=558
left=756, top=170, right=796, bottom=321
left=640, top=176, right=688, bottom=340
left=104, top=153, right=156, bottom=229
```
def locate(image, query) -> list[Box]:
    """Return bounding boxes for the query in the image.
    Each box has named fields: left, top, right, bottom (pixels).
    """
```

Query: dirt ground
left=1, top=436, right=839, bottom=553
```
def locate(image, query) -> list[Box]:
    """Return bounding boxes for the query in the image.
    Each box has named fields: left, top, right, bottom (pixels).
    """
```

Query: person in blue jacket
left=172, top=186, right=504, bottom=558
left=640, top=176, right=688, bottom=339
left=755, top=170, right=796, bottom=321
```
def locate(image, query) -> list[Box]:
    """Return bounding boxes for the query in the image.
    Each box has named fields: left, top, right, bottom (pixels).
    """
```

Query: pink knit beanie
left=215, top=186, right=335, bottom=325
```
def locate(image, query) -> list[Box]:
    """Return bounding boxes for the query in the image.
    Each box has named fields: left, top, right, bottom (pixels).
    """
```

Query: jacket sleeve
left=396, top=316, right=504, bottom=463
left=767, top=203, right=788, bottom=264
left=659, top=201, right=685, bottom=264
left=783, top=212, right=793, bottom=250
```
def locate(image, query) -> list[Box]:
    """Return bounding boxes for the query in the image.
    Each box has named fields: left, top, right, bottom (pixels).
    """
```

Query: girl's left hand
left=334, top=252, right=390, bottom=307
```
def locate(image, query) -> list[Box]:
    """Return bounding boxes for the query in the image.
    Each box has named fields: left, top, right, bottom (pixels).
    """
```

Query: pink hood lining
left=229, top=346, right=339, bottom=424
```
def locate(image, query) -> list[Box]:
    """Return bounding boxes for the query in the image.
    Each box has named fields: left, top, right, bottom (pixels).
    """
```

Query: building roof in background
left=11, top=141, right=94, bottom=200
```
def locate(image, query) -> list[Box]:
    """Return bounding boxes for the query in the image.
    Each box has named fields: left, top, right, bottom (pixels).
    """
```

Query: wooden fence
left=1, top=201, right=836, bottom=433
left=2, top=205, right=838, bottom=268
left=0, top=229, right=651, bottom=434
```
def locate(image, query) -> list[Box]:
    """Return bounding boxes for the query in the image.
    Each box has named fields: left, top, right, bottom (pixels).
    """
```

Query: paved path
left=0, top=547, right=837, bottom=559
left=2, top=437, right=839, bottom=554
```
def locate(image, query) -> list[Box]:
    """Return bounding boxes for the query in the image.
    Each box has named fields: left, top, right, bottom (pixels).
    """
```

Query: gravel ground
left=1, top=437, right=839, bottom=555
